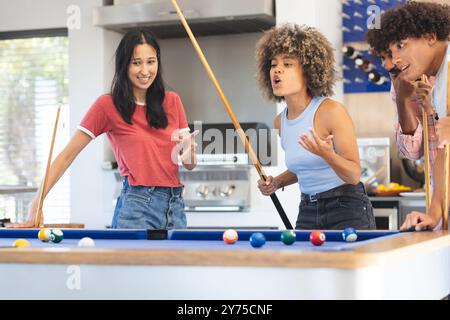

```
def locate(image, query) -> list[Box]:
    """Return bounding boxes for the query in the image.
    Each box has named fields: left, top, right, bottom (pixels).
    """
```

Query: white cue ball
left=78, top=237, right=96, bottom=247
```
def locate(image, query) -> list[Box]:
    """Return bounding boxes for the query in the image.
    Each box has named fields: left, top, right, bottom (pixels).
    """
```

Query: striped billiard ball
left=223, top=229, right=238, bottom=244
left=38, top=228, right=52, bottom=242
left=50, top=229, right=64, bottom=243
left=342, top=227, right=358, bottom=242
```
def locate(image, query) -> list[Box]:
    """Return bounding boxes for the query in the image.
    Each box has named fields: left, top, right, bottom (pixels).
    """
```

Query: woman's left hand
left=298, top=128, right=334, bottom=159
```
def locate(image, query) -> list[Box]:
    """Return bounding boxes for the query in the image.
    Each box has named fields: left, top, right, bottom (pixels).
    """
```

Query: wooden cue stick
left=171, top=0, right=293, bottom=229
left=443, top=61, right=450, bottom=231
left=421, top=75, right=431, bottom=212
left=34, top=104, right=62, bottom=228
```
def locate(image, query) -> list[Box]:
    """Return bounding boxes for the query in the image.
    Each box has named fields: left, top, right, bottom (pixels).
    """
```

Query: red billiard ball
left=310, top=231, right=326, bottom=246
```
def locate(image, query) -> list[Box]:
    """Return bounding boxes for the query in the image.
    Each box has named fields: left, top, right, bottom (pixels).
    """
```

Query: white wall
left=276, top=0, right=343, bottom=102
left=160, top=33, right=276, bottom=126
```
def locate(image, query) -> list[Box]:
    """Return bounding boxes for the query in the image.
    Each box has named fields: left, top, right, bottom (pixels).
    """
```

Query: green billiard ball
left=50, top=229, right=64, bottom=243
left=281, top=230, right=296, bottom=245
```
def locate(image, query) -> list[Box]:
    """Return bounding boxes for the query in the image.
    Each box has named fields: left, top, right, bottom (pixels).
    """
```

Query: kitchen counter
left=369, top=196, right=426, bottom=229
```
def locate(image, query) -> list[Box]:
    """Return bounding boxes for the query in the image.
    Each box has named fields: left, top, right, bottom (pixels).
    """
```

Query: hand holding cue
left=34, top=104, right=62, bottom=228
left=421, top=74, right=431, bottom=212
left=171, top=0, right=293, bottom=229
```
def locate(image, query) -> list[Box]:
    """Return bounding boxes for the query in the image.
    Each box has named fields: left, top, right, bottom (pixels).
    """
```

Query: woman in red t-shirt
left=16, top=29, right=198, bottom=229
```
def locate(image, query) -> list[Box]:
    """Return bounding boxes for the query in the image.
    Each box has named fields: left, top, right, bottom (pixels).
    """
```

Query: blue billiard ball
left=342, top=227, right=358, bottom=242
left=249, top=232, right=266, bottom=248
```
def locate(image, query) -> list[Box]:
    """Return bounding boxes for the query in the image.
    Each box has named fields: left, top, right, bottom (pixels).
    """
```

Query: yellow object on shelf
left=374, top=183, right=412, bottom=196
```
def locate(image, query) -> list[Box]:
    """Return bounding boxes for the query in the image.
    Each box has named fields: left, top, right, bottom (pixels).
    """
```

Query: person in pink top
left=366, top=1, right=450, bottom=231
left=15, top=29, right=198, bottom=229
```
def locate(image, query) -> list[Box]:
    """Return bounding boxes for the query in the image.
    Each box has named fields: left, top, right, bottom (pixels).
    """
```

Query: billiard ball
left=342, top=227, right=358, bottom=242
left=310, top=230, right=326, bottom=246
left=50, top=229, right=64, bottom=243
left=280, top=230, right=296, bottom=245
left=249, top=232, right=266, bottom=248
left=223, top=229, right=238, bottom=244
left=38, top=228, right=52, bottom=242
left=78, top=237, right=95, bottom=247
left=12, top=239, right=30, bottom=248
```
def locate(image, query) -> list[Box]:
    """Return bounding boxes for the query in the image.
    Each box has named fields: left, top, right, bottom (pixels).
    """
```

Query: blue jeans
left=112, top=177, right=186, bottom=229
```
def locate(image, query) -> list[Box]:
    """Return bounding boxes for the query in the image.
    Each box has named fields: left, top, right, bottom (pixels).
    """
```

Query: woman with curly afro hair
left=256, top=24, right=375, bottom=230
left=367, top=1, right=450, bottom=232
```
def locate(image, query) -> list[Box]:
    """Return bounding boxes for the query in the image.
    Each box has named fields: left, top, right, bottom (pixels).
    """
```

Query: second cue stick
left=34, top=104, right=61, bottom=228
left=422, top=74, right=431, bottom=211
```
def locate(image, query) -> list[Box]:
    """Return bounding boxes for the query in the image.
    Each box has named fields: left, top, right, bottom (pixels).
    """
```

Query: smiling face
left=388, top=37, right=435, bottom=81
left=270, top=54, right=307, bottom=99
left=128, top=43, right=158, bottom=101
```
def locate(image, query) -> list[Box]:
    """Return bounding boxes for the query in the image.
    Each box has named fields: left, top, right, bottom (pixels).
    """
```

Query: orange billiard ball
left=223, top=229, right=238, bottom=244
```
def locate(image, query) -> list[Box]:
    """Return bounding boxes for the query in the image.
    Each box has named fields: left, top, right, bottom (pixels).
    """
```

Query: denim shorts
left=111, top=177, right=186, bottom=229
left=296, top=182, right=376, bottom=230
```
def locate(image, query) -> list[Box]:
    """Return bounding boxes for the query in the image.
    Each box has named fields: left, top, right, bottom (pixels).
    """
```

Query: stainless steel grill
left=180, top=122, right=273, bottom=212
left=180, top=154, right=251, bottom=211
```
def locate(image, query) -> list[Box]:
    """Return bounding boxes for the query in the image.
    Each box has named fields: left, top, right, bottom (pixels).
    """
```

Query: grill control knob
left=219, top=185, right=235, bottom=197
left=196, top=185, right=209, bottom=198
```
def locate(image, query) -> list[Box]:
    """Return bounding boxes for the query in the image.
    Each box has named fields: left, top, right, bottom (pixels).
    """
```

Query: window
left=0, top=29, right=70, bottom=224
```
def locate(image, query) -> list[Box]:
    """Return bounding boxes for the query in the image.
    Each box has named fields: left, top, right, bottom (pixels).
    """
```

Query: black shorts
left=296, top=182, right=376, bottom=230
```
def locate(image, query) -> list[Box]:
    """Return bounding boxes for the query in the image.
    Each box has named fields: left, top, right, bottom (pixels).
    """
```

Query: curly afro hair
left=366, top=1, right=450, bottom=55
left=256, top=23, right=337, bottom=102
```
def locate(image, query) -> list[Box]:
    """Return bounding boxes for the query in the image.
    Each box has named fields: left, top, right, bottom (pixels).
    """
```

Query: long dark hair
left=111, top=29, right=167, bottom=129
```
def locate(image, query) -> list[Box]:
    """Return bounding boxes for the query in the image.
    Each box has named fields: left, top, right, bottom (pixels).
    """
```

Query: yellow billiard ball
left=38, top=228, right=52, bottom=242
left=12, top=239, right=30, bottom=248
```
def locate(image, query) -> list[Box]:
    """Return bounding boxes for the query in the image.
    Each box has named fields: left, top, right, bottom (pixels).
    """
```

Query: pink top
left=391, top=78, right=438, bottom=182
left=78, top=92, right=189, bottom=187
left=392, top=78, right=445, bottom=230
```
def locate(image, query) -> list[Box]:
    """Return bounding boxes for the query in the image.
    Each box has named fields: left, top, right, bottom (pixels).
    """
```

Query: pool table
left=0, top=229, right=449, bottom=299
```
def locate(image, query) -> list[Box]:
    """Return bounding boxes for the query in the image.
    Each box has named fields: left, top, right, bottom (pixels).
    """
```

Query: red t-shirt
left=78, top=92, right=189, bottom=187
